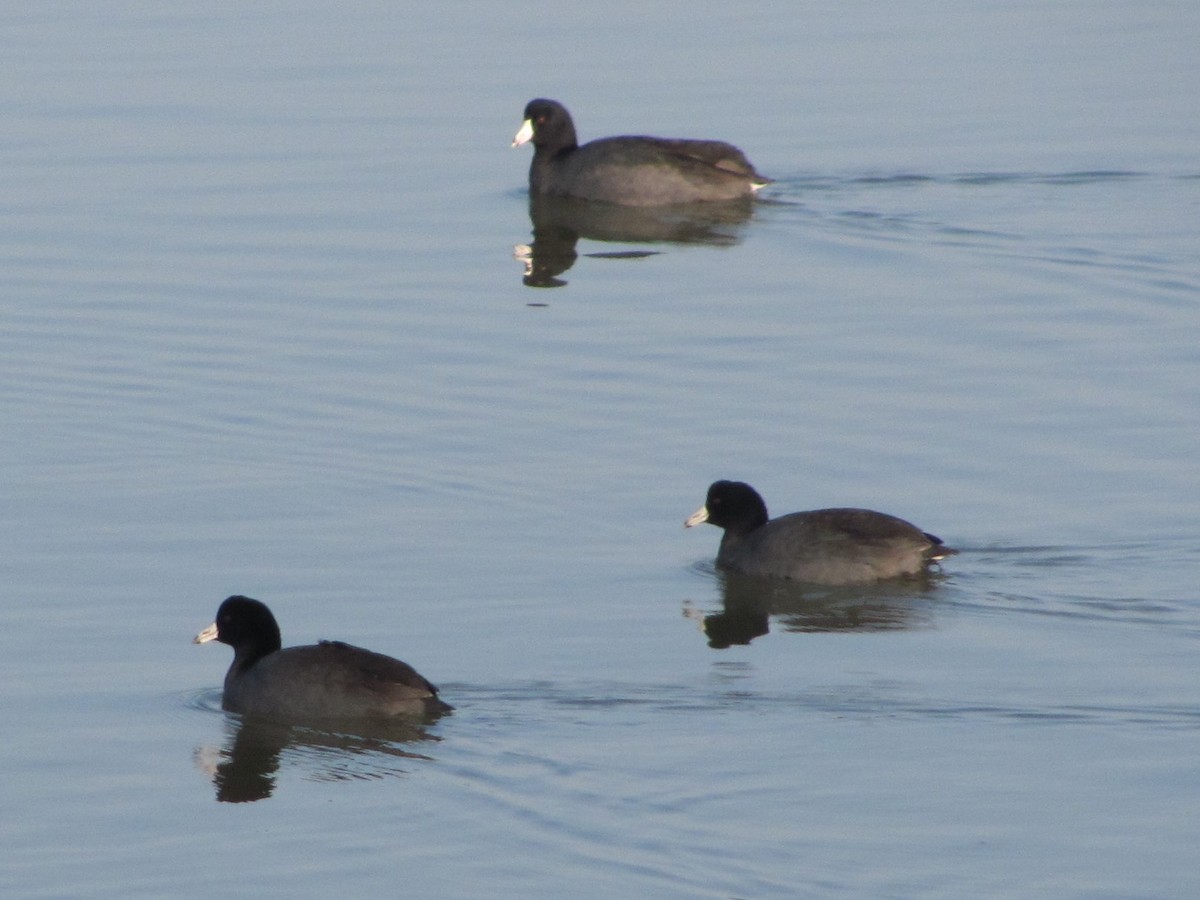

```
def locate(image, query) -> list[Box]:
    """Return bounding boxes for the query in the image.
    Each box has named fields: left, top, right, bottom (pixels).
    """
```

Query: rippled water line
left=428, top=679, right=1200, bottom=732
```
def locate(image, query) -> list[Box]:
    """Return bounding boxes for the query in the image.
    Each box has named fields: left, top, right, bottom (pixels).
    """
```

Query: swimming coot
left=194, top=595, right=452, bottom=720
left=512, top=98, right=770, bottom=206
left=685, top=480, right=953, bottom=585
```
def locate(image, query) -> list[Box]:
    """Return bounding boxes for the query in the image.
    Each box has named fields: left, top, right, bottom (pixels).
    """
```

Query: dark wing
left=649, top=138, right=768, bottom=180
left=317, top=640, right=442, bottom=697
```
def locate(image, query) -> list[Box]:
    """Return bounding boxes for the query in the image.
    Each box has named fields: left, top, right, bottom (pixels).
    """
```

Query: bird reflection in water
left=684, top=569, right=942, bottom=648
left=515, top=194, right=755, bottom=288
left=194, top=713, right=444, bottom=803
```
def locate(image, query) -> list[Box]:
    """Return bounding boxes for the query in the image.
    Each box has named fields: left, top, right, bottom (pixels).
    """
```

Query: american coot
left=194, top=595, right=452, bottom=720
left=685, top=480, right=954, bottom=585
left=512, top=98, right=770, bottom=206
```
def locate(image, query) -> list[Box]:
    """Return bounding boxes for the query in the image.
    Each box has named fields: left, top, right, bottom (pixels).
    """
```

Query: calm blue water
left=3, top=2, right=1199, bottom=897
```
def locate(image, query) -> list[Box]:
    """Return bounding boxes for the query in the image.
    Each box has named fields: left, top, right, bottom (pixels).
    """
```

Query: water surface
left=3, top=2, right=1199, bottom=897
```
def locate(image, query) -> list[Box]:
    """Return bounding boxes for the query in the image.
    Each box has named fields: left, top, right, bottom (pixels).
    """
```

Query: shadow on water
left=684, top=567, right=941, bottom=648
left=683, top=539, right=1200, bottom=649
left=192, top=707, right=447, bottom=803
left=514, top=193, right=755, bottom=288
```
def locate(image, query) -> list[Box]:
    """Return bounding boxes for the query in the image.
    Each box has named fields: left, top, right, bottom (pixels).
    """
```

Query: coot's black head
left=513, top=98, right=578, bottom=151
left=194, top=595, right=282, bottom=660
left=685, top=480, right=770, bottom=534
